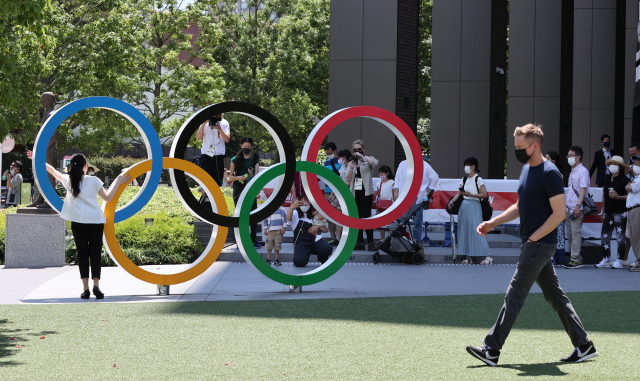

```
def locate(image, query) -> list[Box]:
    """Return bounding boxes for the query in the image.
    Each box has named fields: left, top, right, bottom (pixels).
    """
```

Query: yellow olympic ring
left=103, top=158, right=229, bottom=285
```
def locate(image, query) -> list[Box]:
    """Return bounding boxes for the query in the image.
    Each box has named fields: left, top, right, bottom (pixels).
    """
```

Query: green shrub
left=65, top=213, right=203, bottom=266
left=113, top=214, right=203, bottom=263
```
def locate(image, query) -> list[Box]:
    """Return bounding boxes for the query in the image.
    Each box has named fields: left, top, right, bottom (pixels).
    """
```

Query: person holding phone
left=345, top=140, right=379, bottom=251
left=447, top=157, right=491, bottom=264
left=596, top=156, right=629, bottom=268
left=286, top=195, right=333, bottom=267
left=196, top=113, right=230, bottom=186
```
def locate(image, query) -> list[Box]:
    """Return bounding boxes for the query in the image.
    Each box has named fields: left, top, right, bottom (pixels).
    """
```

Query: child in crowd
left=262, top=208, right=288, bottom=266
left=375, top=165, right=397, bottom=244
left=312, top=212, right=329, bottom=242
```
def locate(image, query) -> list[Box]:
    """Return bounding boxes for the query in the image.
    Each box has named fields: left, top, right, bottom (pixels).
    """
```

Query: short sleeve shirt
left=375, top=180, right=395, bottom=200
left=460, top=174, right=484, bottom=201
left=201, top=119, right=230, bottom=156
left=59, top=175, right=106, bottom=224
left=603, top=174, right=630, bottom=214
left=517, top=160, right=564, bottom=244
left=323, top=158, right=342, bottom=193
left=231, top=156, right=252, bottom=185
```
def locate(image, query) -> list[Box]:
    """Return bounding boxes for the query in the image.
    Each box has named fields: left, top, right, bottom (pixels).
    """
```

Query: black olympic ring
left=169, top=102, right=296, bottom=227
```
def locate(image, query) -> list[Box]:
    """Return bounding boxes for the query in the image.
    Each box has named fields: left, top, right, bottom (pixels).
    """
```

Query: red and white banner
left=427, top=179, right=603, bottom=239
left=259, top=175, right=604, bottom=239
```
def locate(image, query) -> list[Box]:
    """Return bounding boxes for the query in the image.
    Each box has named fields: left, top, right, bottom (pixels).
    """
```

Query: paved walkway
left=1, top=260, right=639, bottom=305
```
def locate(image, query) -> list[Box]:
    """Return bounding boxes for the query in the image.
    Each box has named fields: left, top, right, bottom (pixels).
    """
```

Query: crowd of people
left=192, top=115, right=640, bottom=273
left=41, top=112, right=640, bottom=302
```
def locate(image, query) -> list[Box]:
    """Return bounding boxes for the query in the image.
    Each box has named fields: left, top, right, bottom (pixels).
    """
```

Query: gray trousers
left=565, top=210, right=584, bottom=262
left=484, top=242, right=589, bottom=351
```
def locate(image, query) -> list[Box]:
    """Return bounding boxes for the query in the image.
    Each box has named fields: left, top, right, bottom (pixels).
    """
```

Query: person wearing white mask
left=596, top=156, right=629, bottom=269
left=447, top=157, right=491, bottom=264
left=287, top=195, right=333, bottom=267
left=564, top=146, right=589, bottom=269
left=626, top=156, right=640, bottom=272
left=4, top=161, right=23, bottom=206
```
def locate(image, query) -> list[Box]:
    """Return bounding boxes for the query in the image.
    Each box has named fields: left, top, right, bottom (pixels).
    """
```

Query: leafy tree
left=0, top=0, right=52, bottom=76
left=418, top=0, right=432, bottom=155
left=202, top=0, right=329, bottom=155
left=0, top=1, right=226, bottom=156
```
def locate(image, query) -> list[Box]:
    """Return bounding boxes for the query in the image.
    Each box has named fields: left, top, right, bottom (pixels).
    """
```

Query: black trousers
left=293, top=235, right=333, bottom=267
left=71, top=222, right=104, bottom=279
left=355, top=189, right=374, bottom=244
left=199, top=154, right=225, bottom=186
left=233, top=181, right=258, bottom=242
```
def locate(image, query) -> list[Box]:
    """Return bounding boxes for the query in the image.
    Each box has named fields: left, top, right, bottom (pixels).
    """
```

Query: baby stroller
left=373, top=200, right=427, bottom=265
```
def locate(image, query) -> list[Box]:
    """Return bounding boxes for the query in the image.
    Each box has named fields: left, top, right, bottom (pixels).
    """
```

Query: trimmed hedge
left=66, top=213, right=203, bottom=266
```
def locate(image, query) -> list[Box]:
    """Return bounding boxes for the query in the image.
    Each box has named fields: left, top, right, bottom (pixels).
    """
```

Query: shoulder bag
left=446, top=177, right=467, bottom=215
left=375, top=183, right=393, bottom=213
left=571, top=185, right=597, bottom=216
left=475, top=176, right=493, bottom=221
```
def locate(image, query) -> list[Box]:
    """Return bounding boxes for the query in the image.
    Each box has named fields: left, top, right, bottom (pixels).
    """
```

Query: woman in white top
left=446, top=157, right=491, bottom=265
left=374, top=165, right=398, bottom=243
left=27, top=151, right=131, bottom=300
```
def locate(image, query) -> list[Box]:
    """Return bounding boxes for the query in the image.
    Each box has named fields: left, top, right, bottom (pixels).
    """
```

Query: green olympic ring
left=235, top=161, right=358, bottom=286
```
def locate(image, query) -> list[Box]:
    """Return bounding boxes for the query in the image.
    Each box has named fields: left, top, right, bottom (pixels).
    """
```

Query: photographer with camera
left=346, top=140, right=379, bottom=251
left=196, top=113, right=230, bottom=186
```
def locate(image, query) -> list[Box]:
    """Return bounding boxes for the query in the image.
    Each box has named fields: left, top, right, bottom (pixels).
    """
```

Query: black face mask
left=514, top=144, right=533, bottom=164
left=242, top=148, right=251, bottom=154
left=603, top=141, right=610, bottom=148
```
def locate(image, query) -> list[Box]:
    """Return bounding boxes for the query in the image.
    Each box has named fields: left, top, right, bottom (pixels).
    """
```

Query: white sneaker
left=595, top=258, right=611, bottom=268
left=611, top=259, right=624, bottom=269
left=622, top=260, right=629, bottom=266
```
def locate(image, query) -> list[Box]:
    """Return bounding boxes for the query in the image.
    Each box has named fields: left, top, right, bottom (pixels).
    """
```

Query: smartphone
left=569, top=213, right=576, bottom=220
left=459, top=187, right=465, bottom=192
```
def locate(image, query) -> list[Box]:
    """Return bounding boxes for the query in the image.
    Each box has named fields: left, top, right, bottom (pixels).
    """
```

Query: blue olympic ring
left=33, top=97, right=163, bottom=223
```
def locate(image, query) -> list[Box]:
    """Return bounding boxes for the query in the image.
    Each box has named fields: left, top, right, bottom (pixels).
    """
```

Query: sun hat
left=605, top=155, right=626, bottom=167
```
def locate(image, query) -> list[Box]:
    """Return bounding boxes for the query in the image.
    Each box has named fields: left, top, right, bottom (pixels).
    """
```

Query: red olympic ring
left=300, top=106, right=423, bottom=230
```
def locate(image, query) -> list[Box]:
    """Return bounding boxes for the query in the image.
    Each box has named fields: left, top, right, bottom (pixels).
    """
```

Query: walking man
left=466, top=124, right=596, bottom=366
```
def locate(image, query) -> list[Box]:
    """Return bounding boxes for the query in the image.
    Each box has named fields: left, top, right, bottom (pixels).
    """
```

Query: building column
left=507, top=0, right=563, bottom=179
left=431, top=0, right=492, bottom=179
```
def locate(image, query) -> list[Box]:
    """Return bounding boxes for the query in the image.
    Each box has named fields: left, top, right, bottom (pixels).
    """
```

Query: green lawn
left=0, top=292, right=638, bottom=380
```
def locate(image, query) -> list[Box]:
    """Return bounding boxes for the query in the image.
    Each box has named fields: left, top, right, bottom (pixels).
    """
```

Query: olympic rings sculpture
left=33, top=97, right=424, bottom=287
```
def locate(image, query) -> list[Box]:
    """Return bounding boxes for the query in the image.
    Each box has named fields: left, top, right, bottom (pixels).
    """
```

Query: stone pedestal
left=5, top=213, right=66, bottom=268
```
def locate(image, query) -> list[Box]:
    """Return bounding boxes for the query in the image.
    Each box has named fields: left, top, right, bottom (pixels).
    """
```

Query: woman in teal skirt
left=447, top=157, right=491, bottom=264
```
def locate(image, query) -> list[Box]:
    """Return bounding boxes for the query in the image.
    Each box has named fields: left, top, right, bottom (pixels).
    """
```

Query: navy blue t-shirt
left=517, top=160, right=564, bottom=244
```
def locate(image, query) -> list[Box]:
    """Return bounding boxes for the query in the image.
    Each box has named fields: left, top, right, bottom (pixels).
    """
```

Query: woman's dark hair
left=463, top=157, right=480, bottom=173
left=378, top=165, right=394, bottom=180
left=235, top=137, right=254, bottom=172
left=337, top=149, right=352, bottom=162
left=296, top=195, right=315, bottom=219
left=546, top=151, right=562, bottom=171
left=69, top=154, right=87, bottom=199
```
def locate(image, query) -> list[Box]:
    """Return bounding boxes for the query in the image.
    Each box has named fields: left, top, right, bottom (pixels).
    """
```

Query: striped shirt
left=263, top=209, right=288, bottom=231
